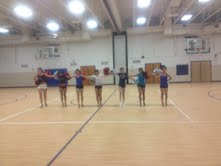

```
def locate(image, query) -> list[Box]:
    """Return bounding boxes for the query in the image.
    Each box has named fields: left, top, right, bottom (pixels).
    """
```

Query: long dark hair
left=139, top=68, right=147, bottom=79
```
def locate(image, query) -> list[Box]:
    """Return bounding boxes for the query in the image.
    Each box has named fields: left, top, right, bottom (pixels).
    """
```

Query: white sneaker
left=123, top=102, right=126, bottom=107
left=120, top=102, right=122, bottom=107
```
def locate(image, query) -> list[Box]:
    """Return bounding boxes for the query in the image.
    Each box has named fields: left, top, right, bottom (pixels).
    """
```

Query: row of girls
left=34, top=66, right=172, bottom=108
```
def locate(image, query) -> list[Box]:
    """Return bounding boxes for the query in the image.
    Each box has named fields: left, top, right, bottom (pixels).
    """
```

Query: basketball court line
left=1, top=120, right=221, bottom=125
left=47, top=88, right=119, bottom=166
left=157, top=90, right=193, bottom=122
left=0, top=92, right=79, bottom=122
left=0, top=98, right=59, bottom=122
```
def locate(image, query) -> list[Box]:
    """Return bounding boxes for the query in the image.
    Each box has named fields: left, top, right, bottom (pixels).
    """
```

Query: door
left=191, top=62, right=201, bottom=82
left=145, top=63, right=161, bottom=84
left=191, top=61, right=211, bottom=82
left=201, top=61, right=211, bottom=82
left=80, top=66, right=95, bottom=85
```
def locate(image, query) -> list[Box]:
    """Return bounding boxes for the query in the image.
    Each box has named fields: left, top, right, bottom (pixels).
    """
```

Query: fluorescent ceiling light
left=198, top=0, right=211, bottom=3
left=137, top=0, right=151, bottom=8
left=0, top=27, right=9, bottom=33
left=47, top=22, right=60, bottom=32
left=87, top=19, right=98, bottom=29
left=68, top=0, right=85, bottom=15
left=14, top=5, right=33, bottom=19
left=136, top=17, right=146, bottom=25
left=181, top=14, right=193, bottom=21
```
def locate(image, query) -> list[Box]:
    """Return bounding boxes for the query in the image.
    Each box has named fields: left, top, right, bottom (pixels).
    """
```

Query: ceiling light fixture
left=87, top=19, right=98, bottom=29
left=137, top=0, right=151, bottom=8
left=0, top=27, right=9, bottom=34
left=181, top=14, right=193, bottom=21
left=14, top=5, right=33, bottom=19
left=198, top=0, right=211, bottom=3
left=68, top=0, right=85, bottom=15
left=47, top=22, right=60, bottom=32
left=136, top=17, right=146, bottom=25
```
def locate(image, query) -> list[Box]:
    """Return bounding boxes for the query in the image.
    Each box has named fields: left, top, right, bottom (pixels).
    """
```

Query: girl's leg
left=38, top=89, right=43, bottom=108
left=76, top=89, right=80, bottom=108
left=119, top=87, right=123, bottom=106
left=160, top=88, right=164, bottom=106
left=138, top=87, right=142, bottom=106
left=80, top=90, right=84, bottom=107
left=142, top=87, right=146, bottom=106
left=95, top=88, right=99, bottom=106
left=63, top=88, right=67, bottom=107
left=122, top=88, right=126, bottom=106
left=43, top=89, right=48, bottom=106
left=165, top=88, right=168, bottom=106
left=59, top=88, right=64, bottom=107
left=99, top=88, right=102, bottom=107
left=122, top=88, right=125, bottom=104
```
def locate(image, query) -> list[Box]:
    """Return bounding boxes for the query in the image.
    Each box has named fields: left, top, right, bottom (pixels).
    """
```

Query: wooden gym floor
left=0, top=83, right=221, bottom=166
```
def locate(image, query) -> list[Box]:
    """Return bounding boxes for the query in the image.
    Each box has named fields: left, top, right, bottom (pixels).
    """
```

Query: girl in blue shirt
left=73, top=69, right=87, bottom=108
left=153, top=65, right=172, bottom=106
left=130, top=68, right=149, bottom=106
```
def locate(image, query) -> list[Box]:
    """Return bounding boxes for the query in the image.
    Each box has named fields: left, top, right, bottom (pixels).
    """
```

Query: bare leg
left=63, top=88, right=67, bottom=107
left=142, top=88, right=146, bottom=106
left=160, top=89, right=164, bottom=106
left=43, top=89, right=47, bottom=107
left=76, top=90, right=80, bottom=108
left=122, top=87, right=126, bottom=106
left=99, top=89, right=102, bottom=107
left=95, top=88, right=99, bottom=106
left=38, top=89, right=43, bottom=108
left=165, top=88, right=168, bottom=106
left=80, top=90, right=84, bottom=107
left=119, top=87, right=122, bottom=106
left=138, top=87, right=142, bottom=106
left=59, top=88, right=64, bottom=107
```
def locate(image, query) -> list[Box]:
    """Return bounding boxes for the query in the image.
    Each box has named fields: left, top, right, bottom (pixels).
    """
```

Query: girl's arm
left=167, top=73, right=172, bottom=81
left=34, top=75, right=38, bottom=81
left=44, top=73, right=53, bottom=78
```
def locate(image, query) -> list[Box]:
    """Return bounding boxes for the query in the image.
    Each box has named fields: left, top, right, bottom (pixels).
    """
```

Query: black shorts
left=138, top=84, right=145, bottom=88
left=76, top=85, right=84, bottom=89
left=95, top=85, right=102, bottom=89
left=160, top=86, right=168, bottom=89
left=59, top=84, right=67, bottom=89
left=119, top=84, right=126, bottom=88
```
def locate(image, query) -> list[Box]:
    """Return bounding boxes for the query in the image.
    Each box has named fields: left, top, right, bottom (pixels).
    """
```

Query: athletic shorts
left=137, top=84, right=145, bottom=88
left=119, top=84, right=126, bottom=88
left=76, top=85, right=84, bottom=89
left=95, top=85, right=102, bottom=89
left=59, top=86, right=67, bottom=89
left=160, top=86, right=168, bottom=89
left=37, top=83, right=48, bottom=90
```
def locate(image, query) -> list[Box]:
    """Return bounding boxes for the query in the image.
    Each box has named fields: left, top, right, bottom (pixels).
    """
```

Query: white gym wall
left=0, top=33, right=221, bottom=87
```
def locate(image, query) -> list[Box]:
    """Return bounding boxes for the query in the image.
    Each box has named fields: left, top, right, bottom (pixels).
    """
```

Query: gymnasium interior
left=0, top=0, right=221, bottom=165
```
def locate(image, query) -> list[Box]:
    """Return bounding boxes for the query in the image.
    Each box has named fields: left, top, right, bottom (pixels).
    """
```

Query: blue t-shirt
left=137, top=73, right=145, bottom=86
left=118, top=73, right=128, bottom=86
left=160, top=74, right=168, bottom=88
left=76, top=75, right=83, bottom=86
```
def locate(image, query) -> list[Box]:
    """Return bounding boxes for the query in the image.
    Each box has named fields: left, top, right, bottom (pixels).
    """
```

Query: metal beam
left=84, top=1, right=104, bottom=29
left=146, top=0, right=158, bottom=27
left=39, top=0, right=79, bottom=31
left=174, top=0, right=194, bottom=24
left=160, top=0, right=182, bottom=25
left=202, top=7, right=221, bottom=22
left=99, top=0, right=118, bottom=31
left=160, top=0, right=174, bottom=25
left=188, top=0, right=214, bottom=23
left=107, top=0, right=123, bottom=31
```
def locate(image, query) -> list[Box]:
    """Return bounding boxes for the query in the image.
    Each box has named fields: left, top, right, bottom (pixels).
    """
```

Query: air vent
left=101, top=61, right=108, bottom=65
left=21, top=64, right=29, bottom=68
left=132, top=60, right=141, bottom=64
